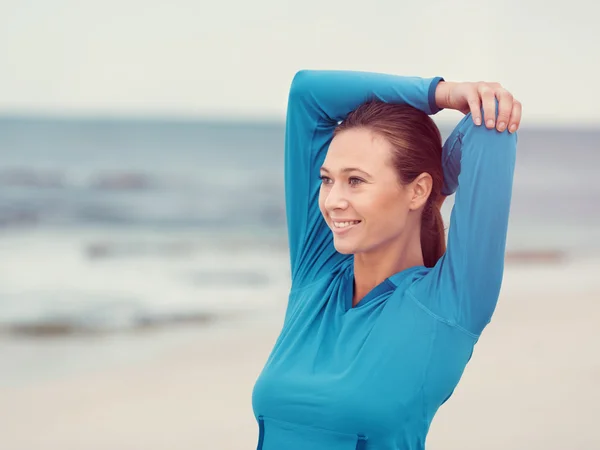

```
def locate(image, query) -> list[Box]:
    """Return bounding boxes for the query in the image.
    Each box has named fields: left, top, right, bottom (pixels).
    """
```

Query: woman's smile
left=331, top=219, right=362, bottom=234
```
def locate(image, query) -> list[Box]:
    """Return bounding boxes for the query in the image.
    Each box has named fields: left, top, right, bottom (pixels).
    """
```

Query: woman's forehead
left=325, top=129, right=394, bottom=172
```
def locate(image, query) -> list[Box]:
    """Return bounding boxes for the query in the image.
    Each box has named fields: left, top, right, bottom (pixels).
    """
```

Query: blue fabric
left=252, top=70, right=517, bottom=450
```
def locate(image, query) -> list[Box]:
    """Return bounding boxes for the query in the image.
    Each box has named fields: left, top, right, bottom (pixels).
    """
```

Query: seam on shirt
left=290, top=278, right=318, bottom=294
left=293, top=111, right=335, bottom=289
left=297, top=111, right=321, bottom=275
left=261, top=415, right=362, bottom=440
left=290, top=258, right=351, bottom=294
left=442, top=131, right=464, bottom=167
left=418, top=323, right=436, bottom=438
left=405, top=290, right=479, bottom=340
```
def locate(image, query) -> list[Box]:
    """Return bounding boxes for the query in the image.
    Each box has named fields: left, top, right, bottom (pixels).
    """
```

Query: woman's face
left=318, top=128, right=417, bottom=255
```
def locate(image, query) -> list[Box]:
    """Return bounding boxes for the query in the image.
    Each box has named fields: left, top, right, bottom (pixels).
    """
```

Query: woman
left=252, top=70, right=521, bottom=450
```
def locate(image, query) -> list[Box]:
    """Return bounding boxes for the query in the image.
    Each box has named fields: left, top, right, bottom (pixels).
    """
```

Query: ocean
left=0, top=116, right=598, bottom=340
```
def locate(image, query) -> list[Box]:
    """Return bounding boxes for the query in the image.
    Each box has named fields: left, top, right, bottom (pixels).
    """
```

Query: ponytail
left=420, top=198, right=446, bottom=268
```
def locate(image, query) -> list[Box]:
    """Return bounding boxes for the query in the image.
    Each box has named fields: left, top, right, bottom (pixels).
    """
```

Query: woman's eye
left=319, top=176, right=363, bottom=186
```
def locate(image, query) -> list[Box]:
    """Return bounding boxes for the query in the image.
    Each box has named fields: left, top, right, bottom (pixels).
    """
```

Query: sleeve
left=409, top=107, right=518, bottom=336
left=285, top=70, right=444, bottom=290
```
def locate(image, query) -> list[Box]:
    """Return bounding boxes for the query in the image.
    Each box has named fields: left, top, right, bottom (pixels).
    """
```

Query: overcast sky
left=1, top=0, right=598, bottom=125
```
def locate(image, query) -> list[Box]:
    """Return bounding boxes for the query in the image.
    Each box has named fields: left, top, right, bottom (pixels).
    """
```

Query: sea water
left=0, top=116, right=598, bottom=384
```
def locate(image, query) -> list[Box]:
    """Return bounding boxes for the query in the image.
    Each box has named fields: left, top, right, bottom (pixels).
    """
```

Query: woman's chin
left=333, top=239, right=358, bottom=255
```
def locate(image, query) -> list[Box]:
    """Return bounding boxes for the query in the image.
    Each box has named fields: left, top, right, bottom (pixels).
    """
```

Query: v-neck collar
left=343, top=263, right=427, bottom=312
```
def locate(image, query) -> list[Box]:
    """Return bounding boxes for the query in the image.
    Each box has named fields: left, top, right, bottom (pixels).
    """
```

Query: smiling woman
left=320, top=102, right=446, bottom=272
left=252, top=70, right=520, bottom=450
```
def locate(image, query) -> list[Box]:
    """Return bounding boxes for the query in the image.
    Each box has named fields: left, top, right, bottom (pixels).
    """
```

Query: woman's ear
left=409, top=173, right=433, bottom=211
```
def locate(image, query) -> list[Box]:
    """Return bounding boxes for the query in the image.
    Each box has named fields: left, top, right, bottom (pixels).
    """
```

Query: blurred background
left=0, top=1, right=598, bottom=449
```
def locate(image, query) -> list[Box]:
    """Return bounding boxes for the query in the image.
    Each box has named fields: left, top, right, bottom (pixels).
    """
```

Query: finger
left=495, top=88, right=513, bottom=132
left=508, top=100, right=522, bottom=133
left=467, top=94, right=482, bottom=125
left=479, top=85, right=497, bottom=128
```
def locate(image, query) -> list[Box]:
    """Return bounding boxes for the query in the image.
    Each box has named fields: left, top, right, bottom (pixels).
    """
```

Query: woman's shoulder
left=388, top=265, right=432, bottom=293
left=283, top=261, right=352, bottom=322
left=403, top=265, right=485, bottom=339
left=291, top=258, right=352, bottom=293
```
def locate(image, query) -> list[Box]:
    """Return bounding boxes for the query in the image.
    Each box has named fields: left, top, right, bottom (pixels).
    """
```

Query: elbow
left=467, top=100, right=519, bottom=144
left=289, top=69, right=326, bottom=104
left=287, top=70, right=323, bottom=114
left=291, top=69, right=313, bottom=84
left=289, top=70, right=313, bottom=98
left=289, top=70, right=313, bottom=102
left=462, top=111, right=518, bottom=155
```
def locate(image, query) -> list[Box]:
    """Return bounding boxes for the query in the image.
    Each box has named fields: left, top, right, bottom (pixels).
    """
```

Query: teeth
left=333, top=221, right=360, bottom=228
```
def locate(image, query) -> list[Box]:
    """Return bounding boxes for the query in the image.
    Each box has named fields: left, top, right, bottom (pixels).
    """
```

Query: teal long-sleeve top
left=251, top=70, right=518, bottom=450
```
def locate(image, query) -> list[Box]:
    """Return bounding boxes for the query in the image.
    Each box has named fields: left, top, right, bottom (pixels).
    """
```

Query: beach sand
left=1, top=260, right=599, bottom=450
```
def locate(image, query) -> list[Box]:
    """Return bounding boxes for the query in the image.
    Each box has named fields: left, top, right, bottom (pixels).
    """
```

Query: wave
left=0, top=168, right=287, bottom=229
left=0, top=311, right=216, bottom=338
left=0, top=167, right=160, bottom=190
left=0, top=229, right=291, bottom=338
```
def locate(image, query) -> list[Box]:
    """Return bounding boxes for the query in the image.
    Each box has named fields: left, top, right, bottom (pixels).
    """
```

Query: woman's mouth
left=331, top=220, right=362, bottom=234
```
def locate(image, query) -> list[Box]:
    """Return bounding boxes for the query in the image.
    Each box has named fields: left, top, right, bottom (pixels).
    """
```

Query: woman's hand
left=435, top=81, right=522, bottom=133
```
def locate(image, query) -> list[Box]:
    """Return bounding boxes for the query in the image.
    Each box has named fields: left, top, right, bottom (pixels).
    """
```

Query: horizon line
left=0, top=111, right=598, bottom=131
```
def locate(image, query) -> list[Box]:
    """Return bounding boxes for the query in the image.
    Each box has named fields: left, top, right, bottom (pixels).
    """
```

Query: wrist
left=434, top=81, right=454, bottom=110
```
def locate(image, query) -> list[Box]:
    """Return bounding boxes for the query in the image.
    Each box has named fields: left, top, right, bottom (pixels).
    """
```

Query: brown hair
left=334, top=101, right=446, bottom=268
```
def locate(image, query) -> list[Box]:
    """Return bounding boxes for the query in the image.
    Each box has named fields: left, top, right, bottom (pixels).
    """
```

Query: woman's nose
left=324, top=184, right=349, bottom=211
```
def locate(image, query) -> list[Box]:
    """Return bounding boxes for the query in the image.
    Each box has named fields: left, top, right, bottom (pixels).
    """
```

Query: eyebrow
left=319, top=167, right=372, bottom=177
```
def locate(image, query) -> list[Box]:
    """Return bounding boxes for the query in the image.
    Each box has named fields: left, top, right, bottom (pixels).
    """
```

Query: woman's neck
left=352, top=234, right=424, bottom=307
